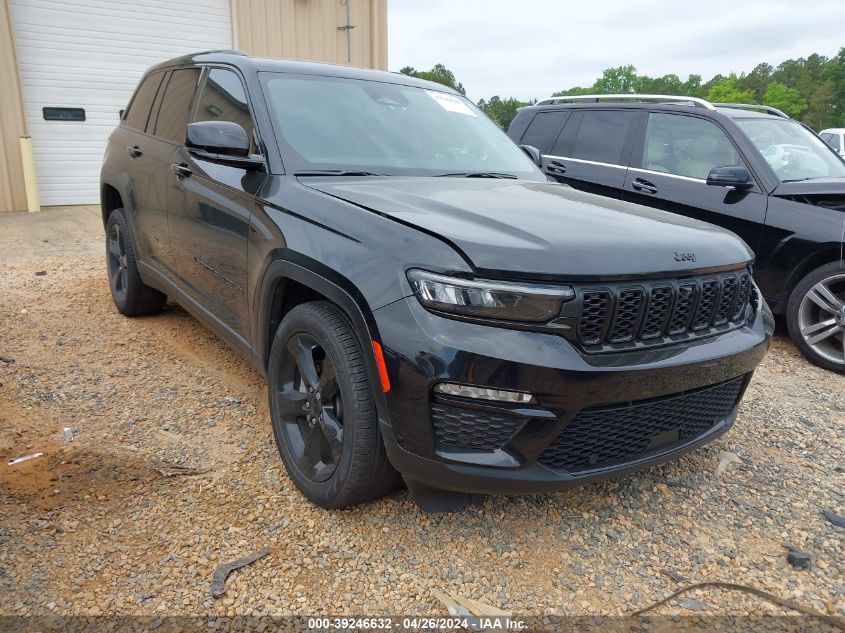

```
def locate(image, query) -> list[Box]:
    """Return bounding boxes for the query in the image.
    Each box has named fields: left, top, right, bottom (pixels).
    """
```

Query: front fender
left=253, top=251, right=392, bottom=423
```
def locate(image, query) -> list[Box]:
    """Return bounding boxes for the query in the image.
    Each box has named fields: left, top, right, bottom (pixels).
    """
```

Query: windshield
left=260, top=72, right=543, bottom=179
left=735, top=118, right=845, bottom=182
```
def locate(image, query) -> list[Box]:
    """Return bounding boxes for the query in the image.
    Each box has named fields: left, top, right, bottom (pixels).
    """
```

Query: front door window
left=642, top=113, right=740, bottom=180
left=194, top=68, right=257, bottom=153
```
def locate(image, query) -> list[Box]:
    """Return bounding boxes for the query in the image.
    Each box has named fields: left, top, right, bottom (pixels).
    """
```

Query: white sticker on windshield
left=426, top=91, right=477, bottom=117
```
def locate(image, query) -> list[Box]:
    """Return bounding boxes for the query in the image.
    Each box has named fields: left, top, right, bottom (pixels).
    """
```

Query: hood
left=302, top=178, right=754, bottom=280
left=773, top=177, right=845, bottom=196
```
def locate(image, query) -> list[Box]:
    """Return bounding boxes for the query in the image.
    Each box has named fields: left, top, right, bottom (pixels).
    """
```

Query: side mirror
left=706, top=165, right=752, bottom=189
left=186, top=121, right=250, bottom=157
left=520, top=144, right=542, bottom=167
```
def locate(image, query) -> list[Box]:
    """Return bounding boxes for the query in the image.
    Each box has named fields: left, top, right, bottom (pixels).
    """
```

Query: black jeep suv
left=508, top=95, right=845, bottom=373
left=101, top=53, right=772, bottom=511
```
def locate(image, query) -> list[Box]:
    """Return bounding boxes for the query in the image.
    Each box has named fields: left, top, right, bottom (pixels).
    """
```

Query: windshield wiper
left=435, top=171, right=519, bottom=179
left=295, top=170, right=388, bottom=177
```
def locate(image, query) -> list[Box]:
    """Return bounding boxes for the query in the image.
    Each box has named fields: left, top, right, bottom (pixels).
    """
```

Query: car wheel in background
left=787, top=261, right=845, bottom=373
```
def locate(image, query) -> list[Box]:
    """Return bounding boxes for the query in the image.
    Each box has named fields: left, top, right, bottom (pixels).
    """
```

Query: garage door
left=10, top=0, right=232, bottom=206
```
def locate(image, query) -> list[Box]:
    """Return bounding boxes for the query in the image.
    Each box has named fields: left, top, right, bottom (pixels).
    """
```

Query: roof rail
left=193, top=49, right=247, bottom=57
left=535, top=94, right=715, bottom=109
left=712, top=103, right=789, bottom=119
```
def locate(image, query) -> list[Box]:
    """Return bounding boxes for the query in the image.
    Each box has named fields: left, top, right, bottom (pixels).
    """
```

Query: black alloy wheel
left=273, top=332, right=344, bottom=482
left=107, top=220, right=129, bottom=305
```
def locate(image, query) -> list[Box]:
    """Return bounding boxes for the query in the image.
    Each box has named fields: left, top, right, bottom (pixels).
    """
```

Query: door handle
left=546, top=160, right=567, bottom=174
left=170, top=163, right=193, bottom=179
left=632, top=178, right=658, bottom=194
left=127, top=145, right=143, bottom=159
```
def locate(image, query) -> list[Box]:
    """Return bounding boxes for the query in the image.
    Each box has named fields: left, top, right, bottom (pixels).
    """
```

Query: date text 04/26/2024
left=306, top=616, right=527, bottom=630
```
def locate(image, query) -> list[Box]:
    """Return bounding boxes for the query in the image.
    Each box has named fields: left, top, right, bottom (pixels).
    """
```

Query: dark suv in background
left=101, top=54, right=772, bottom=511
left=508, top=96, right=845, bottom=373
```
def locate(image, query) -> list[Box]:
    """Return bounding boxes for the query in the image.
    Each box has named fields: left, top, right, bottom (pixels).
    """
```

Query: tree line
left=400, top=48, right=845, bottom=131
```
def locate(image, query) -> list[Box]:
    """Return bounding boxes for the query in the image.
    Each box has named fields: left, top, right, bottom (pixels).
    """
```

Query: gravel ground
left=1, top=207, right=844, bottom=625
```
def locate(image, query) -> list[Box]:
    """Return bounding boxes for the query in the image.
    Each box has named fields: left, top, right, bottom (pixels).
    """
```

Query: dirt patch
left=2, top=444, right=156, bottom=512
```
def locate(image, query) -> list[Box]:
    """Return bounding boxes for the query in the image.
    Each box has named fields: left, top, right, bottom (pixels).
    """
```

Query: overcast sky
left=388, top=0, right=844, bottom=102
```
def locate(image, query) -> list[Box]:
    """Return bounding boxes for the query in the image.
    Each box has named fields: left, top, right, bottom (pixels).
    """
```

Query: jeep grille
left=575, top=271, right=754, bottom=352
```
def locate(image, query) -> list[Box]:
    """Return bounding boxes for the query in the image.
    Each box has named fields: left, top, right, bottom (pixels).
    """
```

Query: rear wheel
left=267, top=301, right=399, bottom=508
left=786, top=262, right=845, bottom=373
left=105, top=209, right=166, bottom=316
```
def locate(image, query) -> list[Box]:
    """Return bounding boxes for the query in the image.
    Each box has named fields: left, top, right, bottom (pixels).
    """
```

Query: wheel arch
left=100, top=181, right=126, bottom=228
left=776, top=245, right=844, bottom=314
left=255, top=250, right=391, bottom=422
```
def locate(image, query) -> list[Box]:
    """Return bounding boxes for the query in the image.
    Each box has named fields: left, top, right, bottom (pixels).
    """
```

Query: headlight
left=407, top=269, right=574, bottom=322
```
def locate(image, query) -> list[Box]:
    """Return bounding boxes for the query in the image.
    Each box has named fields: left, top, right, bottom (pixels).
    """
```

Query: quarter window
left=124, top=72, right=164, bottom=132
left=643, top=113, right=740, bottom=180
left=570, top=110, right=637, bottom=166
left=520, top=111, right=568, bottom=153
left=154, top=68, right=202, bottom=144
left=194, top=68, right=257, bottom=152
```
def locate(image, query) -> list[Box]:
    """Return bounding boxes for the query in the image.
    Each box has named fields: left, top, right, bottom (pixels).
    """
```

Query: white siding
left=10, top=0, right=232, bottom=206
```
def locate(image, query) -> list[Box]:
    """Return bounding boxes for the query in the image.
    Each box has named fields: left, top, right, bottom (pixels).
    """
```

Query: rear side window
left=520, top=111, right=569, bottom=153
left=154, top=68, right=202, bottom=144
left=194, top=68, right=257, bottom=153
left=571, top=110, right=637, bottom=165
left=124, top=72, right=163, bottom=131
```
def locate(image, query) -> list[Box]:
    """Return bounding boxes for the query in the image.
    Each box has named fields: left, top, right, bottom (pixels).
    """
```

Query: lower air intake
left=538, top=376, right=746, bottom=473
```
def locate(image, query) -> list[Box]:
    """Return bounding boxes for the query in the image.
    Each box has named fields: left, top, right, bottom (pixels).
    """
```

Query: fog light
left=434, top=382, right=536, bottom=404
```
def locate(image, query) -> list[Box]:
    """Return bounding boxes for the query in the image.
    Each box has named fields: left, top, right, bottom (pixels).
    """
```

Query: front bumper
left=373, top=296, right=772, bottom=495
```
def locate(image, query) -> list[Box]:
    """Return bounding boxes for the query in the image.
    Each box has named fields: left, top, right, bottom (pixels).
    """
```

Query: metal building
left=0, top=0, right=388, bottom=212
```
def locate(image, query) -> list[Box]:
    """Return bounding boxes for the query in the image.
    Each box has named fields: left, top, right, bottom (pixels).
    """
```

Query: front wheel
left=267, top=301, right=399, bottom=508
left=786, top=262, right=845, bottom=373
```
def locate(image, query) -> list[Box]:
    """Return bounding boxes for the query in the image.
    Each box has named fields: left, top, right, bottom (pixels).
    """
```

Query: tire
left=267, top=301, right=400, bottom=508
left=786, top=261, right=845, bottom=373
left=105, top=209, right=166, bottom=316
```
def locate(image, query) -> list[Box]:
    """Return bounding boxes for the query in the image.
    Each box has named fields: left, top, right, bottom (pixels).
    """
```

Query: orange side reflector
left=372, top=341, right=391, bottom=393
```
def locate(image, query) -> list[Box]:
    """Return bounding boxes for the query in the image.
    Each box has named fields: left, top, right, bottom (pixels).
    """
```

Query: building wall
left=0, top=0, right=28, bottom=213
left=232, top=0, right=387, bottom=70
